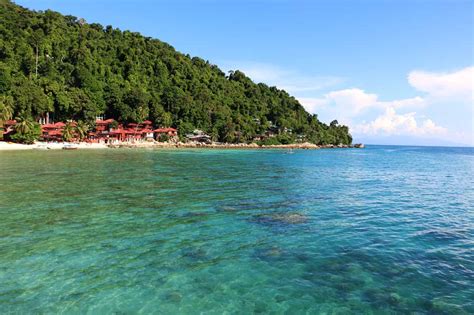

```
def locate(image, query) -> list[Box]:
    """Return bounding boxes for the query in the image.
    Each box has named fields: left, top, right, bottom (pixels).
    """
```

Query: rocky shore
left=108, top=141, right=365, bottom=150
left=0, top=140, right=364, bottom=151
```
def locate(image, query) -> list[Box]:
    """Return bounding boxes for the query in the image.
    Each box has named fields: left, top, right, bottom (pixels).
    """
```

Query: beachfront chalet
left=41, top=122, right=66, bottom=141
left=154, top=128, right=177, bottom=137
left=108, top=128, right=141, bottom=142
left=1, top=120, right=17, bottom=140
left=186, top=129, right=212, bottom=143
left=2, top=117, right=180, bottom=144
left=153, top=127, right=178, bottom=142
left=142, top=120, right=153, bottom=129
left=88, top=119, right=116, bottom=142
left=95, top=119, right=115, bottom=132
left=296, top=134, right=307, bottom=142
left=141, top=128, right=155, bottom=141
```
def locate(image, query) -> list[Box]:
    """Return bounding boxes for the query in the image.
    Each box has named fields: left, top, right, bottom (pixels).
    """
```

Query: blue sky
left=17, top=0, right=473, bottom=146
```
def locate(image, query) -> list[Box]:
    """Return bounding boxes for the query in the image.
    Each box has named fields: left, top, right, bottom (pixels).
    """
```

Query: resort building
left=186, top=129, right=212, bottom=143
left=2, top=117, right=187, bottom=144
left=1, top=120, right=17, bottom=141
left=41, top=122, right=66, bottom=141
left=154, top=127, right=177, bottom=137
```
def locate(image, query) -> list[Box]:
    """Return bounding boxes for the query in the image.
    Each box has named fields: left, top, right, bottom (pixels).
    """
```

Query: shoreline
left=0, top=141, right=109, bottom=151
left=0, top=141, right=363, bottom=151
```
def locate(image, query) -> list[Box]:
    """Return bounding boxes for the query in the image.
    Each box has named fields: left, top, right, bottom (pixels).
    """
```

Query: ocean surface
left=0, top=145, right=473, bottom=314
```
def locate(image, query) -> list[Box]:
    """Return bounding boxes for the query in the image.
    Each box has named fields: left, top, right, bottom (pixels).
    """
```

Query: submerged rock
left=164, top=291, right=182, bottom=303
left=252, top=212, right=309, bottom=227
left=254, top=246, right=284, bottom=261
left=388, top=293, right=401, bottom=305
left=272, top=213, right=308, bottom=224
left=430, top=299, right=466, bottom=314
left=182, top=247, right=207, bottom=260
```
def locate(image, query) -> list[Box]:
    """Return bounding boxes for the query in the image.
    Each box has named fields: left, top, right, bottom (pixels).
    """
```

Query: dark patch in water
left=163, top=291, right=182, bottom=303
left=250, top=212, right=309, bottom=228
left=413, top=229, right=470, bottom=243
left=181, top=247, right=207, bottom=261
left=253, top=246, right=284, bottom=261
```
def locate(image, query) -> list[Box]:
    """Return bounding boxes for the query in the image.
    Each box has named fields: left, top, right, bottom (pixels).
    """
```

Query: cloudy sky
left=18, top=0, right=474, bottom=146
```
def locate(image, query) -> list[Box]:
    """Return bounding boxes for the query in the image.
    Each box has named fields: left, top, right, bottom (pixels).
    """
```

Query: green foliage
left=62, top=121, right=75, bottom=142
left=0, top=1, right=351, bottom=145
left=11, top=116, right=41, bottom=144
left=0, top=95, right=14, bottom=121
left=75, top=120, right=89, bottom=141
left=259, top=137, right=281, bottom=146
left=158, top=134, right=169, bottom=142
left=109, top=120, right=118, bottom=129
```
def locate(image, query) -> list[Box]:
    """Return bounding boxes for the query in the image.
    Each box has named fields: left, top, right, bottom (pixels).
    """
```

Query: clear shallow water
left=0, top=146, right=473, bottom=314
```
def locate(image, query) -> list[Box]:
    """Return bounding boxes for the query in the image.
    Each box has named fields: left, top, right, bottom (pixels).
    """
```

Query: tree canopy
left=0, top=0, right=351, bottom=144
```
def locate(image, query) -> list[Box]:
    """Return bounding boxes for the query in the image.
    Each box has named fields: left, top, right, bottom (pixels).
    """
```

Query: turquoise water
left=0, top=146, right=473, bottom=314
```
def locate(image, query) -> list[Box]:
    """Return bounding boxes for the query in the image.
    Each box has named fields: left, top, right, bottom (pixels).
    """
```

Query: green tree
left=75, top=120, right=89, bottom=141
left=62, top=122, right=75, bottom=142
left=0, top=1, right=352, bottom=145
left=11, top=115, right=41, bottom=144
left=0, top=96, right=14, bottom=140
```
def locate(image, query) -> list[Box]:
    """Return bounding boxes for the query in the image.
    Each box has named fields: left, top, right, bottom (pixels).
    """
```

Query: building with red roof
left=1, top=116, right=179, bottom=143
left=153, top=128, right=178, bottom=137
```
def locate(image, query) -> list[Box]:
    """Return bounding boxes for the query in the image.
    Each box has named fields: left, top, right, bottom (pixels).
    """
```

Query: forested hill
left=0, top=0, right=352, bottom=144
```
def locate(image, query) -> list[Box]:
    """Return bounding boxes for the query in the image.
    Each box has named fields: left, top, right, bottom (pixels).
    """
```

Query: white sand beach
left=0, top=141, right=108, bottom=151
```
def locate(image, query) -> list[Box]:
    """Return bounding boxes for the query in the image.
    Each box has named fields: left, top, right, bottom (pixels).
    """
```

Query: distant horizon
left=14, top=0, right=474, bottom=147
left=361, top=143, right=474, bottom=148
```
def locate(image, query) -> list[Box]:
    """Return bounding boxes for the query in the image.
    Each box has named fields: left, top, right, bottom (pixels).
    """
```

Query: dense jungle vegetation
left=0, top=0, right=351, bottom=144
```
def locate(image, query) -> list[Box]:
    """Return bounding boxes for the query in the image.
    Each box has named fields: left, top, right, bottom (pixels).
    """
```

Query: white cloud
left=220, top=62, right=472, bottom=145
left=408, top=66, right=474, bottom=101
left=297, top=67, right=474, bottom=145
left=298, top=88, right=425, bottom=118
left=220, top=61, right=344, bottom=94
left=353, top=107, right=447, bottom=136
left=323, top=88, right=379, bottom=113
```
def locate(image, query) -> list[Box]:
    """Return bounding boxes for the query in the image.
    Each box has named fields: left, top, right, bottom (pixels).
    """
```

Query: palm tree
left=62, top=122, right=75, bottom=142
left=14, top=115, right=35, bottom=135
left=12, top=115, right=40, bottom=144
left=75, top=120, right=89, bottom=141
left=0, top=97, right=14, bottom=140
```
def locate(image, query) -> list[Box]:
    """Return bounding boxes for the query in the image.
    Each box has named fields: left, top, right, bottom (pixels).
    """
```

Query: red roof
left=153, top=128, right=177, bottom=133
left=44, top=130, right=62, bottom=136
left=96, top=118, right=115, bottom=124
left=142, top=120, right=152, bottom=125
left=109, top=129, right=126, bottom=135
left=141, top=128, right=153, bottom=134
left=41, top=123, right=56, bottom=129
left=125, top=129, right=140, bottom=134
left=54, top=122, right=66, bottom=128
left=5, top=120, right=16, bottom=125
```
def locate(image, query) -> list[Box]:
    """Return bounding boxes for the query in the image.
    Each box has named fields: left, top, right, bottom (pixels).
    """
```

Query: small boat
left=62, top=144, right=78, bottom=150
left=286, top=149, right=295, bottom=154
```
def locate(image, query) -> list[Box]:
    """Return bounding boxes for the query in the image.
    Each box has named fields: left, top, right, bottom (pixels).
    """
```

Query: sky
left=16, top=0, right=474, bottom=146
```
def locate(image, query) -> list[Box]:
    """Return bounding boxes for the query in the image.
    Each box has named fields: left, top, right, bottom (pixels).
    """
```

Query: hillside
left=0, top=0, right=351, bottom=144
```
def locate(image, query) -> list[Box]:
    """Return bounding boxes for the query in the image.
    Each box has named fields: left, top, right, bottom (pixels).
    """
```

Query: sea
left=0, top=145, right=473, bottom=314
